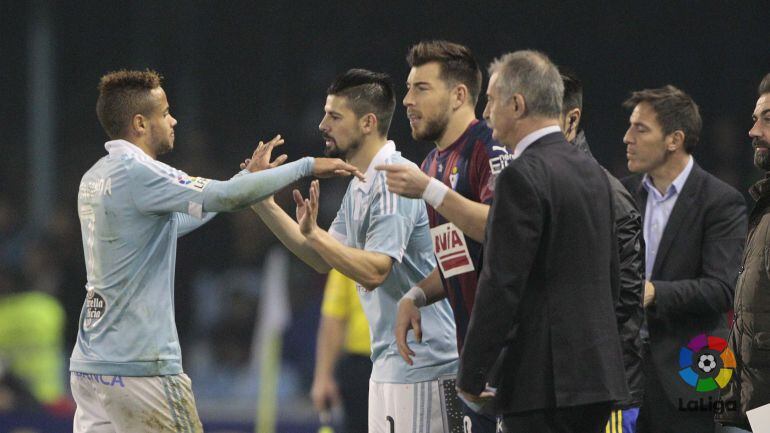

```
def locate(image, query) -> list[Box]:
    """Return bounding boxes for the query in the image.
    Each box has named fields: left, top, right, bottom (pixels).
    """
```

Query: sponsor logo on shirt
left=431, top=222, right=475, bottom=278
left=489, top=153, right=514, bottom=176
left=84, top=290, right=107, bottom=329
left=177, top=175, right=211, bottom=191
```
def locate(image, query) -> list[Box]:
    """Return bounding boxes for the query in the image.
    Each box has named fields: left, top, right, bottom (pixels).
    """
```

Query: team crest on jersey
left=449, top=166, right=459, bottom=190
left=177, top=175, right=211, bottom=191
left=84, top=290, right=107, bottom=329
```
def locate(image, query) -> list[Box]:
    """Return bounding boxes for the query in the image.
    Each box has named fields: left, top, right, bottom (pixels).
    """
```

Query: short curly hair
left=96, top=69, right=162, bottom=139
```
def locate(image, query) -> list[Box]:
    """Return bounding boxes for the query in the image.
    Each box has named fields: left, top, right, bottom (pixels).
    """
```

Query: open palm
left=294, top=180, right=320, bottom=236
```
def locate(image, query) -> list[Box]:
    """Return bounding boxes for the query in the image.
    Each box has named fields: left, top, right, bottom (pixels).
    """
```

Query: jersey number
left=386, top=415, right=394, bottom=433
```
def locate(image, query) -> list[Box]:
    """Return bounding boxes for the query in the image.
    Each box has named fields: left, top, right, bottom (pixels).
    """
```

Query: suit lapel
left=651, top=164, right=703, bottom=277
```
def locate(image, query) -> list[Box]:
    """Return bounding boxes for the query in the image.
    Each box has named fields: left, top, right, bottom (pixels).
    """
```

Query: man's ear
left=360, top=113, right=378, bottom=135
left=131, top=114, right=148, bottom=135
left=567, top=108, right=582, bottom=134
left=511, top=94, right=527, bottom=118
left=452, top=84, right=469, bottom=110
left=667, top=130, right=685, bottom=152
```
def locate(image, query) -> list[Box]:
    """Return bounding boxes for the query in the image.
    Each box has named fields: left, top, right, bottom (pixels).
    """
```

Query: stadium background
left=0, top=1, right=767, bottom=432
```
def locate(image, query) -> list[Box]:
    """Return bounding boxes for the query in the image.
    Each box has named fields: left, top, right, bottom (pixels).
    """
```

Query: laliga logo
left=677, top=333, right=737, bottom=413
left=678, top=333, right=735, bottom=391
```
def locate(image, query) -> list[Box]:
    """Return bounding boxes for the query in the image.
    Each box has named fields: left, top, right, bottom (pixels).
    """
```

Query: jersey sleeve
left=127, top=161, right=214, bottom=218
left=128, top=157, right=313, bottom=218
left=364, top=177, right=418, bottom=263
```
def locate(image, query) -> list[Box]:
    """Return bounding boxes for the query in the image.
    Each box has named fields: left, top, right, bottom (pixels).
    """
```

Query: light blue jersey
left=71, top=139, right=313, bottom=376
left=329, top=141, right=458, bottom=383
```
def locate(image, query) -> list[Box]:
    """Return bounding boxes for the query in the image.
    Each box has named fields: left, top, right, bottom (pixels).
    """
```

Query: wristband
left=422, top=178, right=450, bottom=209
left=402, top=285, right=427, bottom=308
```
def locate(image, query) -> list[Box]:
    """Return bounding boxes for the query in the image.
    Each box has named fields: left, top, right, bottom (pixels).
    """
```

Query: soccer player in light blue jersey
left=251, top=69, right=458, bottom=433
left=70, top=69, right=361, bottom=433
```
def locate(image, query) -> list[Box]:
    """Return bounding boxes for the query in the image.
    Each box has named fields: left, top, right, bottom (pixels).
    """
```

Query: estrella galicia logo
left=678, top=333, right=736, bottom=392
left=84, top=290, right=107, bottom=329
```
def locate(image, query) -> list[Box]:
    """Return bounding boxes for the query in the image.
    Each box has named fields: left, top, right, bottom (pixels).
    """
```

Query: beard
left=411, top=100, right=451, bottom=143
left=153, top=135, right=173, bottom=156
left=323, top=135, right=361, bottom=159
left=754, top=137, right=770, bottom=171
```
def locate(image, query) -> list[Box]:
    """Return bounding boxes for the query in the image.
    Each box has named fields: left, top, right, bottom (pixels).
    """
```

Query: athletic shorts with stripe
left=605, top=407, right=639, bottom=433
left=71, top=372, right=203, bottom=433
left=369, top=379, right=444, bottom=433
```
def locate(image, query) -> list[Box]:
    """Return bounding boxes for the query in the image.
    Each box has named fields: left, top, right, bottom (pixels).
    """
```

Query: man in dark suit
left=456, top=50, right=629, bottom=433
left=621, top=86, right=747, bottom=433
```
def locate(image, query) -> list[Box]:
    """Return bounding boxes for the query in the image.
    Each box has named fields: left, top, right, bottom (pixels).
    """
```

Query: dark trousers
left=460, top=398, right=499, bottom=433
left=501, top=402, right=611, bottom=433
left=336, top=354, right=372, bottom=433
left=637, top=348, right=718, bottom=433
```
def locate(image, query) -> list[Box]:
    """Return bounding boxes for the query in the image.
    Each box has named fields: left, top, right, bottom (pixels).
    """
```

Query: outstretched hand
left=240, top=134, right=288, bottom=172
left=313, top=158, right=366, bottom=181
left=295, top=179, right=321, bottom=236
left=375, top=163, right=430, bottom=198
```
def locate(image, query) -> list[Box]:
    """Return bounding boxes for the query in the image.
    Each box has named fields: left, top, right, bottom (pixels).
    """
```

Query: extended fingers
left=270, top=154, right=288, bottom=168
left=292, top=189, right=304, bottom=206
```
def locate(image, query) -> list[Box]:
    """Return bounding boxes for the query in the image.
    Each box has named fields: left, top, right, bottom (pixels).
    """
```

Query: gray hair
left=488, top=50, right=564, bottom=118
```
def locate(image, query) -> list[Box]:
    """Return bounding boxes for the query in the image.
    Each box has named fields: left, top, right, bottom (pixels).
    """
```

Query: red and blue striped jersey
left=420, top=120, right=511, bottom=350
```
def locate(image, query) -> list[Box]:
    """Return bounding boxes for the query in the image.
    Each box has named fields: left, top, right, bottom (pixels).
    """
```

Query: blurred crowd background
left=0, top=1, right=767, bottom=431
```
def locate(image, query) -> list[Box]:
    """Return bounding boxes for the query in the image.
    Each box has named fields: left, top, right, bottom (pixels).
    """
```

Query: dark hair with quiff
left=759, top=73, right=770, bottom=95
left=96, top=69, right=163, bottom=139
left=623, top=85, right=702, bottom=154
left=406, top=40, right=482, bottom=106
left=327, top=69, right=396, bottom=137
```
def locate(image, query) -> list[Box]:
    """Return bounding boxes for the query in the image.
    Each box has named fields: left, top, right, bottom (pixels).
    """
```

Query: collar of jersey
left=105, top=139, right=149, bottom=159
left=353, top=140, right=397, bottom=193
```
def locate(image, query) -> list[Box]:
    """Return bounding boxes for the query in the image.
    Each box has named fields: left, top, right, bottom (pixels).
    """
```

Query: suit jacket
left=622, top=162, right=747, bottom=408
left=457, top=132, right=629, bottom=414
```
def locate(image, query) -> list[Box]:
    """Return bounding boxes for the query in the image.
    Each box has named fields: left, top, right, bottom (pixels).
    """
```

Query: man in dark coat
left=621, top=85, right=747, bottom=433
left=717, top=73, right=770, bottom=433
left=456, top=50, right=628, bottom=433
left=560, top=70, right=646, bottom=433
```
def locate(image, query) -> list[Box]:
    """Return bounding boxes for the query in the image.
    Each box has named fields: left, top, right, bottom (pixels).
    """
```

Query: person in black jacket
left=621, top=86, right=747, bottom=433
left=560, top=70, right=646, bottom=433
left=717, top=73, right=770, bottom=433
left=456, top=50, right=628, bottom=433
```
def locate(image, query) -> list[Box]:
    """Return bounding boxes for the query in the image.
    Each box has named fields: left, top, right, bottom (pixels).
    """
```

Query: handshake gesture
left=240, top=134, right=364, bottom=180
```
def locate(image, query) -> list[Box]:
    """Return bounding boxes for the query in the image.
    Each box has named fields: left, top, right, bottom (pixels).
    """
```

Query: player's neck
left=348, top=136, right=388, bottom=173
left=648, top=152, right=690, bottom=195
left=123, top=136, right=157, bottom=159
left=435, top=108, right=476, bottom=151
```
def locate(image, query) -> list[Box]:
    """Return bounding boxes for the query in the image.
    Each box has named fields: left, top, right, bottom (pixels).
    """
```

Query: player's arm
left=251, top=197, right=331, bottom=273
left=375, top=163, right=489, bottom=242
left=297, top=180, right=393, bottom=290
left=311, top=314, right=344, bottom=412
left=304, top=226, right=393, bottom=291
left=130, top=136, right=363, bottom=217
left=395, top=267, right=446, bottom=365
